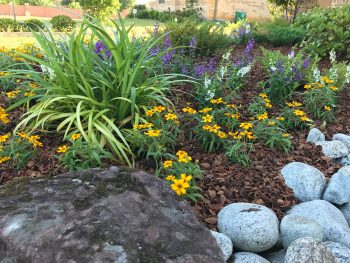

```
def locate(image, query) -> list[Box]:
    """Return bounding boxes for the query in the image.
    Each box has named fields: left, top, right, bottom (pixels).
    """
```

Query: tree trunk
left=292, top=0, right=301, bottom=23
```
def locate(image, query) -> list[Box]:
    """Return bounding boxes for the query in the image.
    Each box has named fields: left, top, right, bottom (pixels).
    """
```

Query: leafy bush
left=79, top=0, right=120, bottom=22
left=50, top=15, right=75, bottom=32
left=294, top=5, right=350, bottom=58
left=164, top=19, right=233, bottom=57
left=0, top=18, right=21, bottom=32
left=130, top=6, right=200, bottom=22
left=253, top=19, right=305, bottom=47
left=10, top=19, right=180, bottom=166
left=23, top=19, right=46, bottom=31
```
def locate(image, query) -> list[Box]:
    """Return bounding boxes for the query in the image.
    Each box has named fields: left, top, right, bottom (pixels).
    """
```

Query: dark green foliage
left=164, top=19, right=233, bottom=57
left=50, top=15, right=75, bottom=32
left=23, top=19, right=46, bottom=31
left=294, top=5, right=350, bottom=58
left=0, top=18, right=21, bottom=32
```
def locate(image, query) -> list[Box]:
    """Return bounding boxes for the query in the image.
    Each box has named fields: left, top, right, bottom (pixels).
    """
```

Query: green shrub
left=294, top=5, right=350, bottom=58
left=253, top=19, right=305, bottom=46
left=23, top=19, right=46, bottom=31
left=10, top=18, right=181, bottom=166
left=50, top=15, right=75, bottom=32
left=164, top=19, right=233, bottom=57
left=0, top=18, right=21, bottom=32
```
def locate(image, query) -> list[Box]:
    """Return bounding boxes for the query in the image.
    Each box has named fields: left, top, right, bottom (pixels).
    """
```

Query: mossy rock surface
left=0, top=167, right=224, bottom=263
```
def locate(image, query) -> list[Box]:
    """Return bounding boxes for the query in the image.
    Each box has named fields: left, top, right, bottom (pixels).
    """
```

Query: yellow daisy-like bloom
left=229, top=131, right=243, bottom=140
left=286, top=101, right=302, bottom=107
left=202, top=124, right=221, bottom=133
left=329, top=86, right=338, bottom=91
left=304, top=84, right=312, bottom=89
left=257, top=112, right=268, bottom=121
left=210, top=97, right=225, bottom=104
left=153, top=105, right=166, bottom=113
left=29, top=83, right=39, bottom=88
left=164, top=113, right=178, bottom=121
left=324, top=106, right=331, bottom=111
left=282, top=133, right=290, bottom=137
left=321, top=76, right=334, bottom=84
left=227, top=104, right=236, bottom=109
left=276, top=117, right=285, bottom=121
left=293, top=110, right=306, bottom=116
left=57, top=145, right=69, bottom=153
left=240, top=130, right=256, bottom=139
left=239, top=122, right=253, bottom=130
left=300, top=116, right=311, bottom=122
left=6, top=90, right=20, bottom=98
left=224, top=113, right=240, bottom=119
left=199, top=107, right=212, bottom=113
left=0, top=156, right=10, bottom=164
left=176, top=150, right=192, bottom=163
left=259, top=93, right=268, bottom=99
left=163, top=160, right=173, bottom=168
left=144, top=129, right=161, bottom=137
left=180, top=173, right=192, bottom=182
left=268, top=121, right=276, bottom=126
left=265, top=102, right=272, bottom=108
left=24, top=91, right=35, bottom=97
left=166, top=175, right=176, bottom=181
left=217, top=131, right=227, bottom=139
left=71, top=133, right=81, bottom=141
left=182, top=107, right=197, bottom=114
left=202, top=114, right=213, bottom=123
left=145, top=109, right=155, bottom=116
left=170, top=179, right=190, bottom=196
left=0, top=133, right=10, bottom=143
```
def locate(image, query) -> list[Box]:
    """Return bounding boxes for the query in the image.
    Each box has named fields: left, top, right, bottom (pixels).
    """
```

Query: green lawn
left=0, top=18, right=160, bottom=49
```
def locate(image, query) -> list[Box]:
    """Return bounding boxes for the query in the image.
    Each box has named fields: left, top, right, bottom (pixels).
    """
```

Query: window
left=159, top=0, right=165, bottom=3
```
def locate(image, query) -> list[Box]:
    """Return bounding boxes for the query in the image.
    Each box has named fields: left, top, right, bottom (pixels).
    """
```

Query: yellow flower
left=0, top=107, right=10, bottom=124
left=286, top=101, right=302, bottom=107
left=144, top=129, right=161, bottom=137
left=133, top=123, right=153, bottom=129
left=304, top=84, right=312, bottom=89
left=217, top=131, right=227, bottom=139
left=71, top=133, right=81, bottom=140
left=182, top=107, right=197, bottom=114
left=329, top=86, right=338, bottom=91
left=0, top=133, right=10, bottom=143
left=202, top=124, right=221, bottom=133
left=24, top=91, right=35, bottom=97
left=300, top=116, right=311, bottom=122
left=229, top=131, right=242, bottom=140
left=257, top=112, right=268, bottom=121
left=6, top=90, right=20, bottom=98
left=210, top=97, right=225, bottom=104
left=163, top=160, right=173, bottom=168
left=239, top=122, right=253, bottom=130
left=176, top=150, right=192, bottom=163
left=259, top=93, right=268, bottom=99
left=321, top=76, right=334, bottom=84
left=153, top=105, right=166, bottom=113
left=282, top=133, right=290, bottom=137
left=240, top=130, right=256, bottom=139
left=276, top=117, right=285, bottom=121
left=57, top=145, right=69, bottom=153
left=0, top=156, right=10, bottom=164
left=180, top=173, right=192, bottom=182
left=265, top=102, right=272, bottom=108
left=268, top=121, right=276, bottom=126
left=164, top=113, right=178, bottom=121
left=227, top=104, right=236, bottom=109
left=324, top=106, right=331, bottom=111
left=166, top=175, right=176, bottom=181
left=199, top=107, right=212, bottom=113
left=145, top=109, right=155, bottom=116
left=202, top=114, right=213, bottom=123
left=293, top=110, right=306, bottom=116
left=29, top=83, right=39, bottom=88
left=170, top=179, right=190, bottom=196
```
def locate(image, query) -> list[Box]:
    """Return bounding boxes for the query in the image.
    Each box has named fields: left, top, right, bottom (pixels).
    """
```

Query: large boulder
left=333, top=134, right=350, bottom=151
left=281, top=162, right=326, bottom=202
left=280, top=214, right=323, bottom=248
left=285, top=237, right=338, bottom=263
left=211, top=231, right=233, bottom=261
left=262, top=249, right=286, bottom=263
left=324, top=241, right=350, bottom=263
left=0, top=167, right=225, bottom=263
left=307, top=128, right=326, bottom=144
left=339, top=203, right=350, bottom=226
left=323, top=166, right=350, bottom=205
left=230, top=252, right=270, bottom=263
left=287, top=200, right=350, bottom=248
left=340, top=154, right=350, bottom=166
left=217, top=203, right=279, bottom=253
left=316, top=141, right=349, bottom=159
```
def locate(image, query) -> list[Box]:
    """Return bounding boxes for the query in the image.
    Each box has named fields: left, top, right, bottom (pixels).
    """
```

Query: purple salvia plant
left=94, top=41, right=111, bottom=60
left=302, top=58, right=310, bottom=69
left=189, top=37, right=197, bottom=49
left=194, top=64, right=208, bottom=77
left=208, top=58, right=217, bottom=74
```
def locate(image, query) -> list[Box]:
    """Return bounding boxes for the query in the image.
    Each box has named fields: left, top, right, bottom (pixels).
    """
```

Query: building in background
left=143, top=0, right=349, bottom=20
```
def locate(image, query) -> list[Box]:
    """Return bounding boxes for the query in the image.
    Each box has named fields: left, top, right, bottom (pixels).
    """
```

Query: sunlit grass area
left=0, top=18, right=160, bottom=48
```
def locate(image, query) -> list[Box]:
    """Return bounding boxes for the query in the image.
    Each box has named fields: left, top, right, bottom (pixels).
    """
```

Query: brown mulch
left=1, top=43, right=350, bottom=230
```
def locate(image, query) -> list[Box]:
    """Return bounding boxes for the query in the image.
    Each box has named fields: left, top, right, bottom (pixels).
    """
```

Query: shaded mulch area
left=1, top=43, right=349, bottom=230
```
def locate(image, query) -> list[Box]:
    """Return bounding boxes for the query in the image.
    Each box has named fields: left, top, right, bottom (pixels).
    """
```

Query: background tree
left=267, top=0, right=301, bottom=22
left=119, top=0, right=134, bottom=10
left=79, top=0, right=120, bottom=21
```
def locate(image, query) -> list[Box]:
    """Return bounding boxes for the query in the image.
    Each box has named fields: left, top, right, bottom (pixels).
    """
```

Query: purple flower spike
left=94, top=41, right=111, bottom=60
left=189, top=37, right=197, bottom=49
left=303, top=58, right=310, bottom=69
